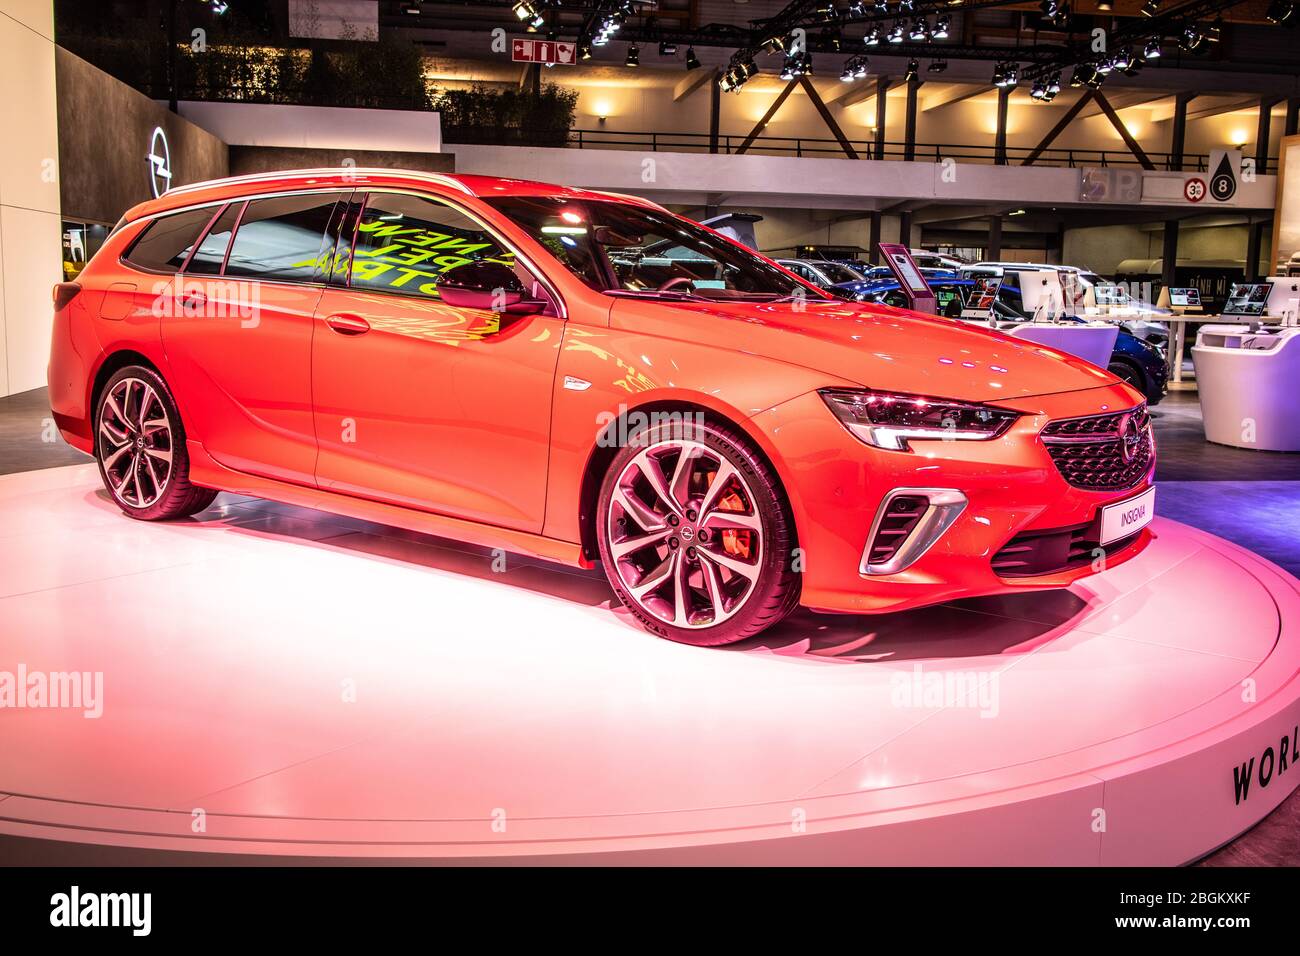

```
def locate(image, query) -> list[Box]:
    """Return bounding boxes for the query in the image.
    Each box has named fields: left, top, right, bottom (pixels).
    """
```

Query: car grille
left=991, top=522, right=1141, bottom=578
left=1041, top=405, right=1153, bottom=491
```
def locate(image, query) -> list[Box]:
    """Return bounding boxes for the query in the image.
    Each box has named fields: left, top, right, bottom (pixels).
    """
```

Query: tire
left=595, top=416, right=800, bottom=646
left=94, top=365, right=218, bottom=520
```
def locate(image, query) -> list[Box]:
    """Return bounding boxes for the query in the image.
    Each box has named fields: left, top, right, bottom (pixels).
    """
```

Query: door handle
left=180, top=290, right=206, bottom=312
left=325, top=313, right=370, bottom=336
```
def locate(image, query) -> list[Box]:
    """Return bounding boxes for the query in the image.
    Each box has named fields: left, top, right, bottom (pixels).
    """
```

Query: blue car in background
left=847, top=275, right=1168, bottom=406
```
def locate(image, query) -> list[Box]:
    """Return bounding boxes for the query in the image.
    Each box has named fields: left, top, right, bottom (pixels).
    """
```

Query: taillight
left=53, top=282, right=81, bottom=311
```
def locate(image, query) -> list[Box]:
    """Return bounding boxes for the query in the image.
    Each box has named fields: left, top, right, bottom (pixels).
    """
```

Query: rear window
left=224, top=192, right=347, bottom=281
left=123, top=206, right=220, bottom=274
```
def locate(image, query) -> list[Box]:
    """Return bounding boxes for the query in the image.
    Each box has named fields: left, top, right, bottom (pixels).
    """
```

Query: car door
left=162, top=190, right=349, bottom=486
left=311, top=189, right=564, bottom=533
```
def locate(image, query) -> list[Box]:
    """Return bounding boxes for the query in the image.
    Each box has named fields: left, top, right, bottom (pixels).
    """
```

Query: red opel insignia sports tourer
left=48, top=170, right=1156, bottom=645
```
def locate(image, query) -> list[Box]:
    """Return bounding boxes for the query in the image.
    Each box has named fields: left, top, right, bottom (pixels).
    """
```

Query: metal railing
left=564, top=128, right=1240, bottom=171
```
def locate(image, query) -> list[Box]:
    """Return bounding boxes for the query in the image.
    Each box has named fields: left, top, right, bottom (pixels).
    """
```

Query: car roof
left=124, top=168, right=665, bottom=223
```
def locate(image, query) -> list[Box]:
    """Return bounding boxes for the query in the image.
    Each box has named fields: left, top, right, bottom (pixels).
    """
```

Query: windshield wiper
left=605, top=289, right=714, bottom=302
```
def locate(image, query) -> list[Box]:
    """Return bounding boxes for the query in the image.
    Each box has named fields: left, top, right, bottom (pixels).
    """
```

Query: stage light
left=1267, top=0, right=1295, bottom=24
left=1040, top=0, right=1058, bottom=16
left=1205, top=19, right=1222, bottom=42
left=625, top=44, right=639, bottom=67
left=579, top=40, right=592, bottom=60
left=1097, top=0, right=1112, bottom=9
left=909, top=18, right=929, bottom=40
left=1141, top=0, right=1159, bottom=15
left=1112, top=47, right=1133, bottom=70
left=933, top=15, right=950, bottom=38
left=817, top=1, right=838, bottom=20
left=993, top=61, right=1018, bottom=87
left=1046, top=71, right=1061, bottom=94
left=685, top=47, right=700, bottom=70
left=888, top=19, right=905, bottom=42
left=841, top=55, right=870, bottom=81
left=1180, top=25, right=1203, bottom=50
left=865, top=27, right=882, bottom=45
left=848, top=0, right=868, bottom=15
left=904, top=58, right=919, bottom=80
left=1144, top=37, right=1162, bottom=58
left=211, top=0, right=230, bottom=13
left=513, top=1, right=538, bottom=21
left=1096, top=55, right=1114, bottom=74
left=659, top=40, right=678, bottom=56
left=928, top=57, right=948, bottom=72
left=1031, top=79, right=1046, bottom=100
left=763, top=35, right=788, bottom=53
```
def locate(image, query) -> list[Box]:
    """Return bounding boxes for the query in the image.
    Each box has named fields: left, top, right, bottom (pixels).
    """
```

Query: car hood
left=610, top=297, right=1118, bottom=403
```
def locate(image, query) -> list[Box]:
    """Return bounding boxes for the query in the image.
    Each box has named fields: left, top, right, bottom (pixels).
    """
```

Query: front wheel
left=94, top=365, right=217, bottom=520
left=595, top=417, right=800, bottom=646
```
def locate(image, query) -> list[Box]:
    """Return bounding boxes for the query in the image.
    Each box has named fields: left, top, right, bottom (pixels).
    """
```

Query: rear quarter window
left=122, top=206, right=220, bottom=274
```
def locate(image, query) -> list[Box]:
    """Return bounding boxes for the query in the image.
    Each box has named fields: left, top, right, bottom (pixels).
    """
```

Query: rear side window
left=224, top=192, right=347, bottom=281
left=123, top=206, right=220, bottom=274
left=185, top=203, right=241, bottom=275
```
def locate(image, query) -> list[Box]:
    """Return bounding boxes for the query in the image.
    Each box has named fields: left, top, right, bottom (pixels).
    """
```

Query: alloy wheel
left=606, top=438, right=764, bottom=629
left=99, top=377, right=174, bottom=509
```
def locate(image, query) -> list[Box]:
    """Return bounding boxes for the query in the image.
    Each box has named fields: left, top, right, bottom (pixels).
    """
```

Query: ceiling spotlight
left=579, top=40, right=592, bottom=60
left=1141, top=0, right=1159, bottom=15
left=899, top=0, right=915, bottom=9
left=928, top=58, right=948, bottom=72
left=904, top=58, right=919, bottom=80
left=1097, top=0, right=1113, bottom=10
left=933, top=15, right=950, bottom=38
left=875, top=0, right=889, bottom=11
left=1267, top=0, right=1295, bottom=24
left=763, top=34, right=788, bottom=53
left=816, top=1, right=838, bottom=20
left=685, top=46, right=701, bottom=70
left=512, top=1, right=536, bottom=21
left=888, top=19, right=905, bottom=42
left=625, top=44, right=639, bottom=67
left=1144, top=37, right=1162, bottom=58
left=993, top=61, right=1018, bottom=87
left=659, top=40, right=678, bottom=56
left=1069, top=63, right=1092, bottom=87
left=1040, top=0, right=1058, bottom=15
left=1031, top=79, right=1047, bottom=100
left=909, top=18, right=929, bottom=40
left=841, top=55, right=869, bottom=81
left=1046, top=71, right=1061, bottom=94
left=1180, top=25, right=1203, bottom=51
left=1112, top=47, right=1134, bottom=70
left=865, top=26, right=882, bottom=45
left=1205, top=19, right=1223, bottom=42
left=848, top=0, right=868, bottom=15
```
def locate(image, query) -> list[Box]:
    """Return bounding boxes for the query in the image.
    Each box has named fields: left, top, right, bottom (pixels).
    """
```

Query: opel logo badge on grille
left=1117, top=412, right=1143, bottom=464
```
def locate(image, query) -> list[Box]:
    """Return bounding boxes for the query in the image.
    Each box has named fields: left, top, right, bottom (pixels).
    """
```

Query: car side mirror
left=438, top=260, right=547, bottom=315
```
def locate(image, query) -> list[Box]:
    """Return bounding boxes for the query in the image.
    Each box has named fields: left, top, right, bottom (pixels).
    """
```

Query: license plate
left=1099, top=486, right=1156, bottom=545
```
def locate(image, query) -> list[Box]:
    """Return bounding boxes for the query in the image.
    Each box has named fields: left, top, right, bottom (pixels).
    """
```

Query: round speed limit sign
left=1184, top=177, right=1207, bottom=203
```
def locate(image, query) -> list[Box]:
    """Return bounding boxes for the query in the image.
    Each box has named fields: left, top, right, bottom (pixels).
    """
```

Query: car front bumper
left=751, top=382, right=1155, bottom=614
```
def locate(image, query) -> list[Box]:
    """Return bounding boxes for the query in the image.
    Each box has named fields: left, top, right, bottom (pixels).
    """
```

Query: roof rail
left=164, top=168, right=473, bottom=198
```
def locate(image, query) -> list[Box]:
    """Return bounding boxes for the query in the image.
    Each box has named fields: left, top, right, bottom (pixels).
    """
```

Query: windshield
left=814, top=261, right=864, bottom=284
left=481, top=196, right=830, bottom=301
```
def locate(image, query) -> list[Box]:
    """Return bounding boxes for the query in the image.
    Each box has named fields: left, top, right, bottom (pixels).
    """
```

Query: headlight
left=820, top=388, right=1019, bottom=451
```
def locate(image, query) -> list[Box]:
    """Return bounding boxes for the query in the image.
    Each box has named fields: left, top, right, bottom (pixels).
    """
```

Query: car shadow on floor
left=105, top=490, right=1093, bottom=664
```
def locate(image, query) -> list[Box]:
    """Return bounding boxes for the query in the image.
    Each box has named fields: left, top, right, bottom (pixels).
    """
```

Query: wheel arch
left=575, top=397, right=802, bottom=564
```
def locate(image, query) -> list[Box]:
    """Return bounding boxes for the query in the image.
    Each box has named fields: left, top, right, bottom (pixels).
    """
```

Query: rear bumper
left=752, top=382, right=1154, bottom=614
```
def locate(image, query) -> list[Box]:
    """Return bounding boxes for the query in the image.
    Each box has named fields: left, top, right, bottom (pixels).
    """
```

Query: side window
left=184, top=203, right=241, bottom=275
left=347, top=192, right=515, bottom=299
left=123, top=206, right=220, bottom=274
left=224, top=192, right=347, bottom=281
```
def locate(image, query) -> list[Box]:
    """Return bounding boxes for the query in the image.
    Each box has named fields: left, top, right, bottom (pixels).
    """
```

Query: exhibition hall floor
left=2, top=388, right=1299, bottom=864
left=1, top=459, right=1298, bottom=864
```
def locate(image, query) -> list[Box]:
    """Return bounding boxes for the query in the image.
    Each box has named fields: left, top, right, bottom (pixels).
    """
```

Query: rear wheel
left=94, top=365, right=217, bottom=520
left=1108, top=359, right=1148, bottom=398
left=596, top=417, right=800, bottom=646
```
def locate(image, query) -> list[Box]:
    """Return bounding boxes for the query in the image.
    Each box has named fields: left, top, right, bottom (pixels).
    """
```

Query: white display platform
left=1, top=464, right=1298, bottom=864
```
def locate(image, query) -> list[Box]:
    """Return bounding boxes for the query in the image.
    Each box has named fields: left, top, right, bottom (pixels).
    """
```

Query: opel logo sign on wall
left=147, top=126, right=172, bottom=198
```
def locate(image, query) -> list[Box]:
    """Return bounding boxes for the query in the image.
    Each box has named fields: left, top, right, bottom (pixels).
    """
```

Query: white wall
left=0, top=0, right=62, bottom=396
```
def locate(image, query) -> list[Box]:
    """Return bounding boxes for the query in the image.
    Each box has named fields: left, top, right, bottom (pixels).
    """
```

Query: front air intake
left=861, top=489, right=967, bottom=575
